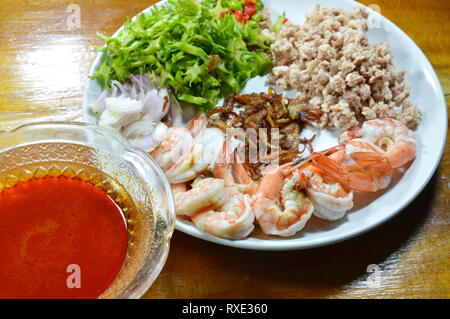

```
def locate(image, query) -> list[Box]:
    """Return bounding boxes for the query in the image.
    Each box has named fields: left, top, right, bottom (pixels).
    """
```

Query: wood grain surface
left=0, top=0, right=448, bottom=298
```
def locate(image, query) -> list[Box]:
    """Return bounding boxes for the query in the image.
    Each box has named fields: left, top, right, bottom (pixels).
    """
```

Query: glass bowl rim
left=0, top=120, right=176, bottom=299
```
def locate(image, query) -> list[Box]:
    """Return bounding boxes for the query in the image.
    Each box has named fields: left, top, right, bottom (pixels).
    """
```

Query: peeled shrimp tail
left=349, top=152, right=391, bottom=171
left=212, top=140, right=235, bottom=185
left=232, top=149, right=253, bottom=186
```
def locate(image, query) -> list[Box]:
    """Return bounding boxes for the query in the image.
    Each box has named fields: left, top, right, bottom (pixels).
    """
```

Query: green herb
left=91, top=0, right=273, bottom=113
left=271, top=12, right=286, bottom=34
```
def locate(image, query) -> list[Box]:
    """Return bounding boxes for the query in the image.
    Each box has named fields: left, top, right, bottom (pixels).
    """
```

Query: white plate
left=83, top=0, right=447, bottom=250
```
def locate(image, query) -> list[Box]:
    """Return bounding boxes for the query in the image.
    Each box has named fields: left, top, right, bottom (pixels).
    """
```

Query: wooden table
left=0, top=0, right=448, bottom=298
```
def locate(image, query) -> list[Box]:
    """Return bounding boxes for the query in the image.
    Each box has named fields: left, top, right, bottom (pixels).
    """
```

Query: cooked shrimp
left=252, top=165, right=314, bottom=237
left=172, top=178, right=227, bottom=217
left=304, top=168, right=353, bottom=221
left=340, top=118, right=416, bottom=169
left=191, top=185, right=255, bottom=240
left=151, top=114, right=205, bottom=164
left=164, top=126, right=225, bottom=183
left=289, top=153, right=353, bottom=221
left=151, top=113, right=224, bottom=183
left=309, top=139, right=392, bottom=192
left=150, top=126, right=194, bottom=170
left=212, top=140, right=254, bottom=192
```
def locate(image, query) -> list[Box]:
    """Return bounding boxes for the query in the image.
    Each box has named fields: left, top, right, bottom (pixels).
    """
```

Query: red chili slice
left=244, top=5, right=256, bottom=17
left=233, top=10, right=249, bottom=22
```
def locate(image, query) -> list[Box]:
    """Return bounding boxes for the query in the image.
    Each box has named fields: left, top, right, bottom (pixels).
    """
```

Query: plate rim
left=82, top=0, right=448, bottom=251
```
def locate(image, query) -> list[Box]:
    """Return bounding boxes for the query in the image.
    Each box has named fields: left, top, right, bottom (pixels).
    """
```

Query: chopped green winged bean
left=91, top=0, right=273, bottom=113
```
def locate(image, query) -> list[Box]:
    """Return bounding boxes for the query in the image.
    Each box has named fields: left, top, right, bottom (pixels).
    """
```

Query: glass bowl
left=0, top=121, right=175, bottom=299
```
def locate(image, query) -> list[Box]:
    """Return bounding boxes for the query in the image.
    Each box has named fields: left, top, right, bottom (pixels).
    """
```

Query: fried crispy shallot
left=207, top=89, right=321, bottom=180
